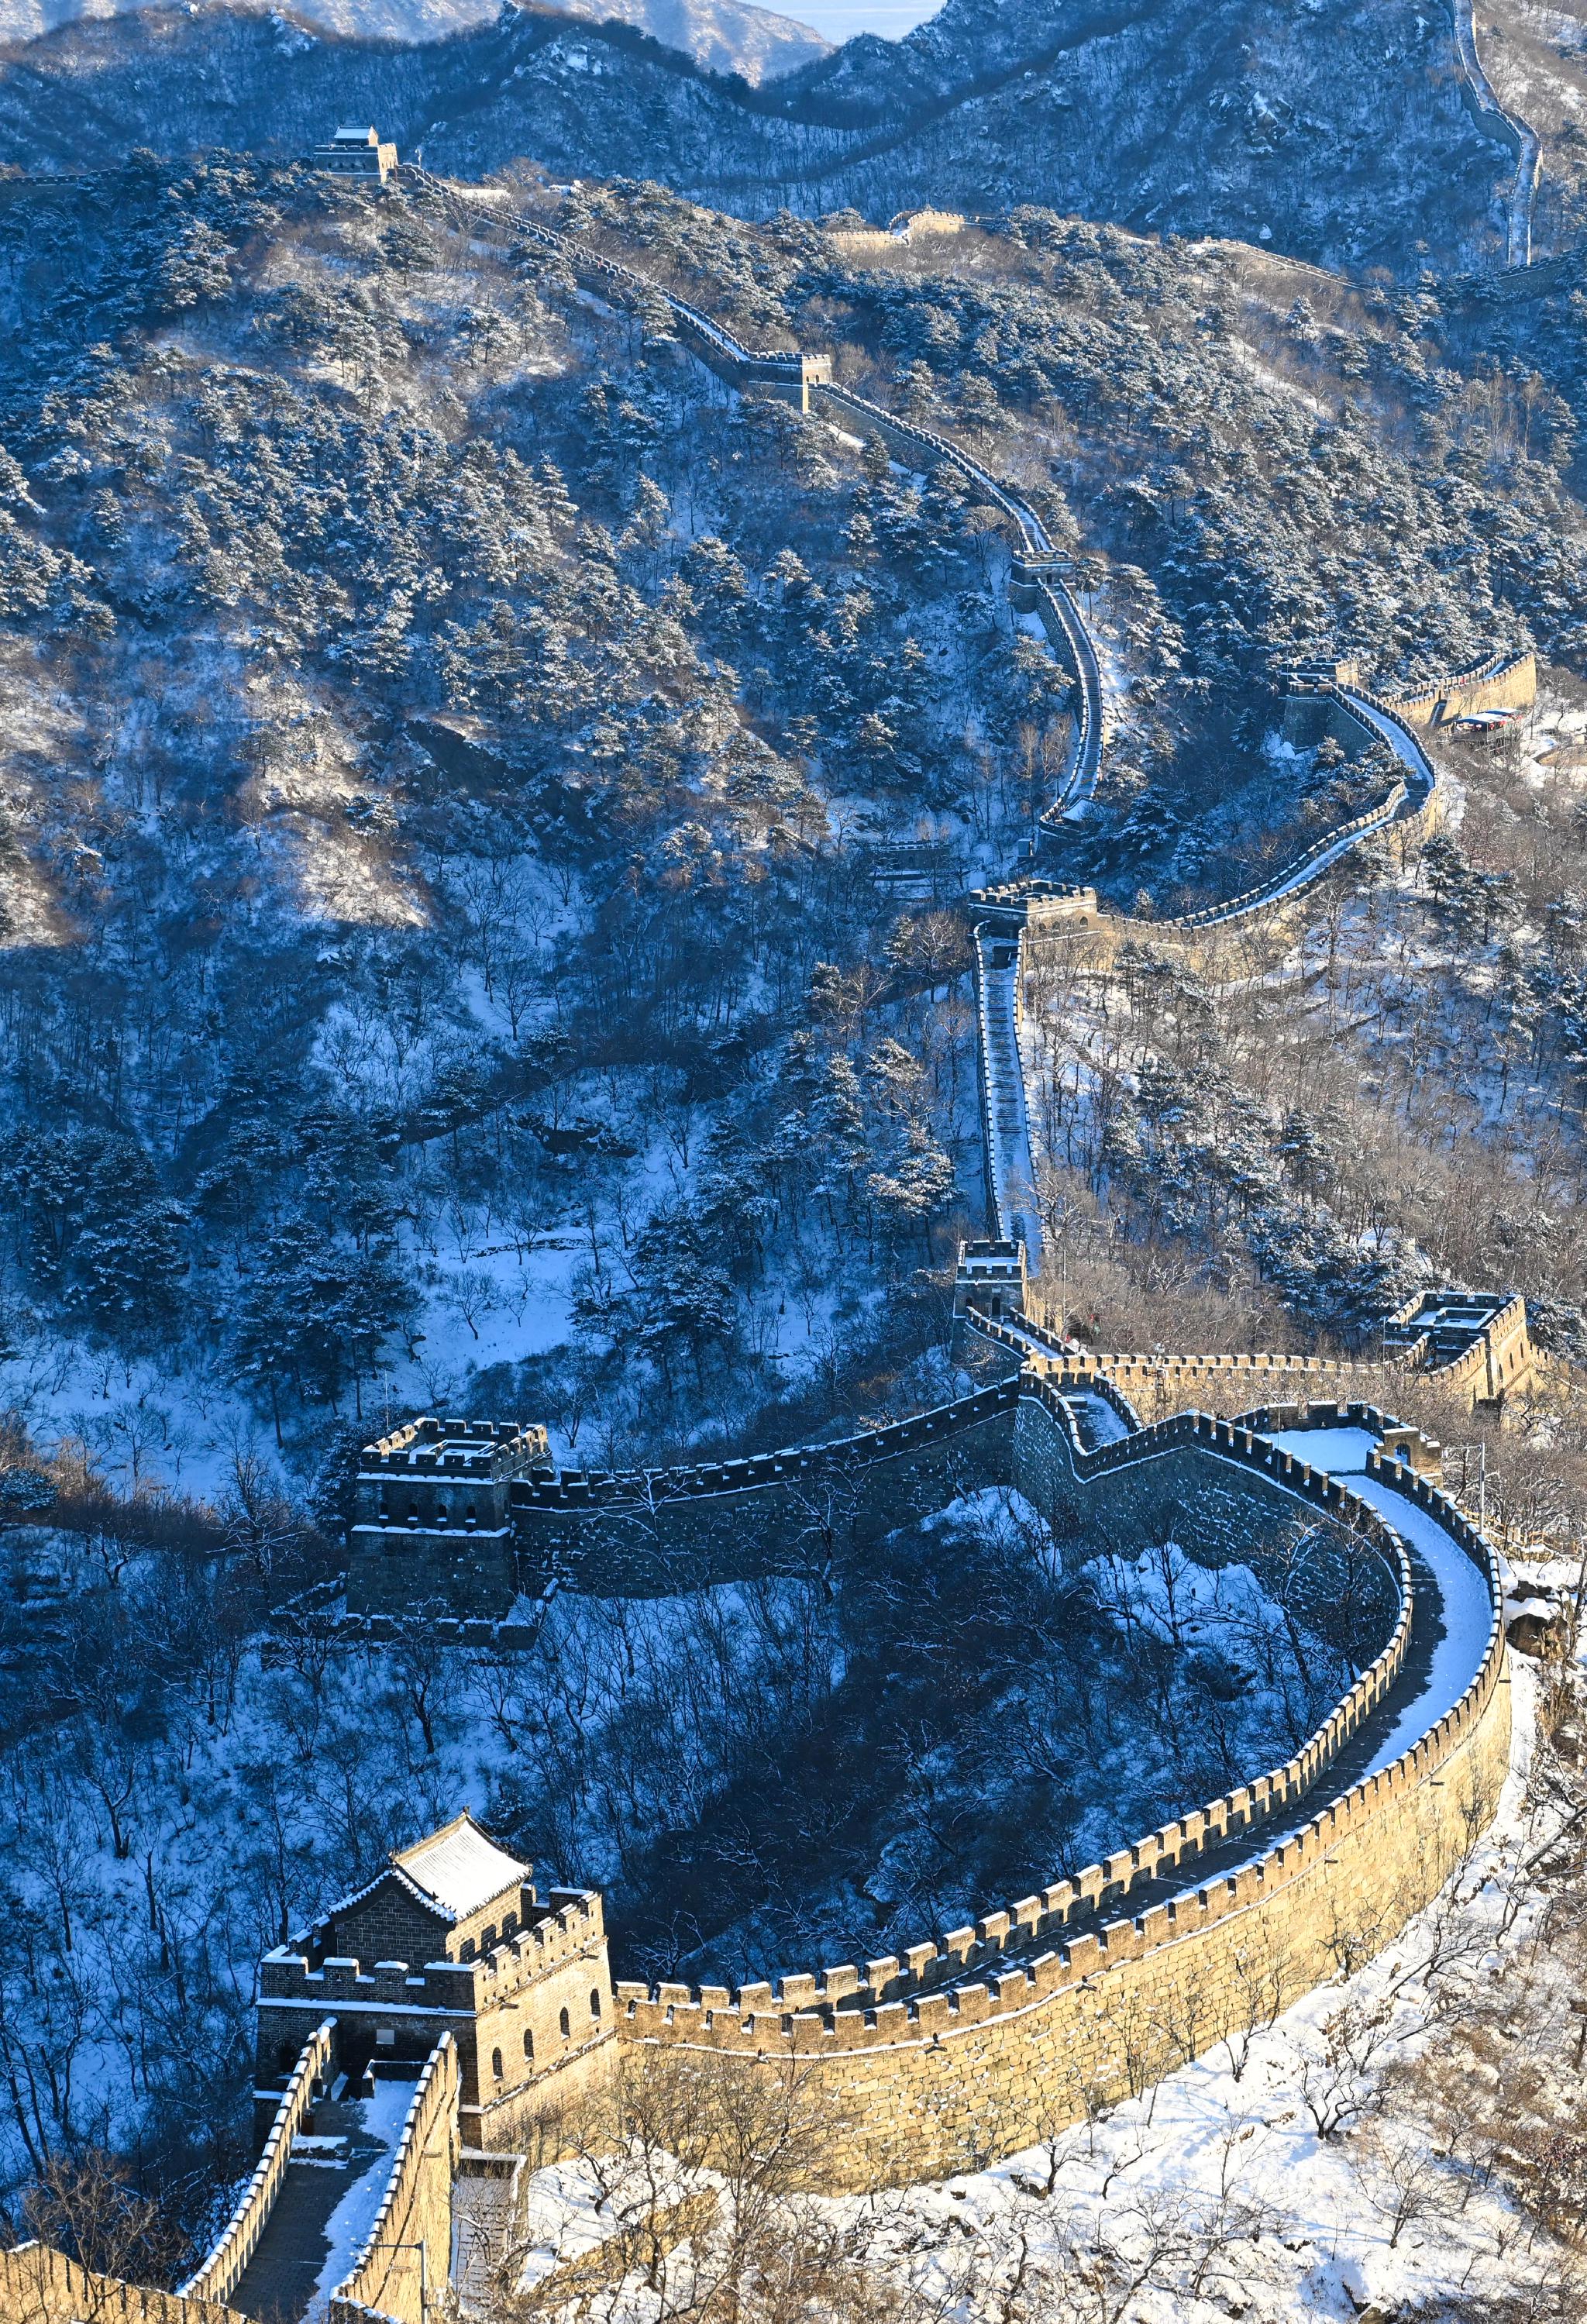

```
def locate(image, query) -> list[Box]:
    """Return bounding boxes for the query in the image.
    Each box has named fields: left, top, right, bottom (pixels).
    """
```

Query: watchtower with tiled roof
left=255, top=1813, right=612, bottom=2147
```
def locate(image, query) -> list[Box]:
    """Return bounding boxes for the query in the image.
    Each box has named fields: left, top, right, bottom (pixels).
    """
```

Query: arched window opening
left=523, top=2029, right=535, bottom=2061
left=590, top=1988, right=601, bottom=2019
left=559, top=2007, right=570, bottom=2040
left=491, top=2047, right=503, bottom=2081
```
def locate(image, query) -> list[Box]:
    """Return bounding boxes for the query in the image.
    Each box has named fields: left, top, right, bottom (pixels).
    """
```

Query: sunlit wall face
left=781, top=2, right=942, bottom=40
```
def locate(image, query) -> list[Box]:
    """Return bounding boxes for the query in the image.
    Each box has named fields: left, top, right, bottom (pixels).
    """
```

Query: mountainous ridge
left=0, top=0, right=831, bottom=83
left=0, top=0, right=1527, bottom=276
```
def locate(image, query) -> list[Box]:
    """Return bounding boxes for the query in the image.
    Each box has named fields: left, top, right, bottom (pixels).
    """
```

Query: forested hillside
left=5, top=160, right=1587, bottom=1496
left=0, top=0, right=830, bottom=81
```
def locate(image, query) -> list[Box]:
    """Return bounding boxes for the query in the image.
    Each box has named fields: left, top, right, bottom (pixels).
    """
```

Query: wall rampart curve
left=608, top=1404, right=1415, bottom=2009
left=607, top=1411, right=1506, bottom=2186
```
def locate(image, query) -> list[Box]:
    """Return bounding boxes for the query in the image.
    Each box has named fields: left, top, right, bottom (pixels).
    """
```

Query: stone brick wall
left=189, top=2022, right=335, bottom=2298
left=0, top=2247, right=249, bottom=2324
left=504, top=1388, right=1021, bottom=1598
left=603, top=1426, right=1506, bottom=2188
left=609, top=1654, right=1506, bottom=2187
left=332, top=1887, right=452, bottom=1973
left=468, top=1892, right=614, bottom=2143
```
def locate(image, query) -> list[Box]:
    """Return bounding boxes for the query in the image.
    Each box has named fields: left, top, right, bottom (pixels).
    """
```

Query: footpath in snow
left=231, top=2072, right=416, bottom=2324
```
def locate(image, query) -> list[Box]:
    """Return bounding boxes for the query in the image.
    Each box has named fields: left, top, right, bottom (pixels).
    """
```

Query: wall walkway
left=1451, top=0, right=1541, bottom=267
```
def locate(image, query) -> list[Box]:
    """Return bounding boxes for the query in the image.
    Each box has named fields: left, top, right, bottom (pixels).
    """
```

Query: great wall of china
left=1453, top=0, right=1541, bottom=270
left=12, top=143, right=1565, bottom=2324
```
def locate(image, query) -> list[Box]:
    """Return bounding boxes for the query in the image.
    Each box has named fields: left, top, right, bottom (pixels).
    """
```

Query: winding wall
left=415, top=171, right=1470, bottom=921
left=1451, top=0, right=1541, bottom=269
left=343, top=176, right=1517, bottom=2192
left=601, top=1397, right=1508, bottom=2185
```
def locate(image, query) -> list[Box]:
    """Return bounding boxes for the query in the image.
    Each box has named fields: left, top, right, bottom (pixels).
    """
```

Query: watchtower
left=349, top=1416, right=551, bottom=1615
left=311, top=125, right=399, bottom=185
left=954, top=1238, right=1027, bottom=1323
left=256, top=1813, right=612, bottom=2147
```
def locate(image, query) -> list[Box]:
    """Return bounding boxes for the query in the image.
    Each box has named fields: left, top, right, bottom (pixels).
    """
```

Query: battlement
left=359, top=1416, right=548, bottom=1481
left=505, top=1382, right=1018, bottom=1514
left=267, top=1887, right=604, bottom=1999
left=969, top=877, right=1102, bottom=931
left=604, top=1399, right=1482, bottom=2036
left=952, top=1238, right=1027, bottom=1320
left=262, top=1888, right=603, bottom=2013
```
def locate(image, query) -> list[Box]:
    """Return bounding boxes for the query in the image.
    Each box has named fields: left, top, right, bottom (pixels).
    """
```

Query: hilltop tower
left=311, top=125, right=399, bottom=185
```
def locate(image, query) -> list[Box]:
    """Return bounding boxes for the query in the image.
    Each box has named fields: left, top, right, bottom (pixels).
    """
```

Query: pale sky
left=783, top=2, right=942, bottom=40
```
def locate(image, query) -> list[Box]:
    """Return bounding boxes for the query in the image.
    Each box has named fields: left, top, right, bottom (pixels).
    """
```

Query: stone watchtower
left=953, top=1238, right=1027, bottom=1324
left=256, top=1813, right=612, bottom=2147
left=349, top=1417, right=550, bottom=1616
left=311, top=124, right=399, bottom=185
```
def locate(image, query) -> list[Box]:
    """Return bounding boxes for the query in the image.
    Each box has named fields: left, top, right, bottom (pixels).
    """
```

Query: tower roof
left=389, top=1813, right=528, bottom=1921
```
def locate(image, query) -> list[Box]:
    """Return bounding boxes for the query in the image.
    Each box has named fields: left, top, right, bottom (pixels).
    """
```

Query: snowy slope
left=0, top=0, right=1516, bottom=274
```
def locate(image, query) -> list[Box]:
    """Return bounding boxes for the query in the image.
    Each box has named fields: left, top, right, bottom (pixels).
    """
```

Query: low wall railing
left=330, top=2035, right=460, bottom=2324
left=1, top=2247, right=250, bottom=2324
left=179, top=2019, right=336, bottom=2307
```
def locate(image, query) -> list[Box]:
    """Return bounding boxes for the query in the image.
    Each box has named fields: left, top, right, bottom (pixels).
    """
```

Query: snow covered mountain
left=0, top=0, right=831, bottom=84
left=0, top=0, right=1521, bottom=273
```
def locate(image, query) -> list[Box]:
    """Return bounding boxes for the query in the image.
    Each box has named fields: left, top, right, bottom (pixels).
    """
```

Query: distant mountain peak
left=0, top=0, right=832, bottom=84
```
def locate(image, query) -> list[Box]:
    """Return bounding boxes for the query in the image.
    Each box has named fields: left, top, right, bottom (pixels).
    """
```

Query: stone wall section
left=502, top=1388, right=1020, bottom=1596
left=1451, top=0, right=1541, bottom=267
left=1372, top=649, right=1536, bottom=729
left=606, top=1421, right=1506, bottom=2187
left=0, top=2248, right=251, bottom=2324
left=611, top=1650, right=1507, bottom=2186
left=969, top=1300, right=1534, bottom=1419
